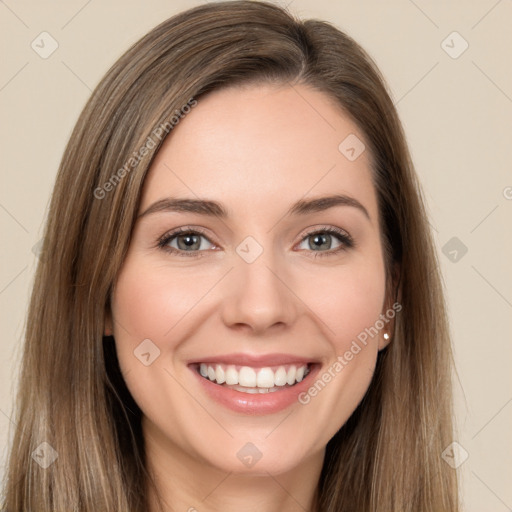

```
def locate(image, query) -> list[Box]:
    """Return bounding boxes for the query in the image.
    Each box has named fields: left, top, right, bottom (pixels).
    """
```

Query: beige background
left=1, top=0, right=511, bottom=509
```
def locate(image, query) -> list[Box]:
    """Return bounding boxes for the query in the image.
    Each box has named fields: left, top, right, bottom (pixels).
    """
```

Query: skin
left=108, top=83, right=393, bottom=512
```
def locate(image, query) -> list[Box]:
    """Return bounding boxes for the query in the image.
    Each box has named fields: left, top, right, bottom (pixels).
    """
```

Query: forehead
left=140, top=83, right=378, bottom=223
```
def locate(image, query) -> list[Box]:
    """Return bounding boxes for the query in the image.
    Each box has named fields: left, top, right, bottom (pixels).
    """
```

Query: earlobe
left=379, top=330, right=392, bottom=351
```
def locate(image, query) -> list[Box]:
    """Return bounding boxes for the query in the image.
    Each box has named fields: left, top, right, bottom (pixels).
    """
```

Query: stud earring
left=383, top=332, right=390, bottom=340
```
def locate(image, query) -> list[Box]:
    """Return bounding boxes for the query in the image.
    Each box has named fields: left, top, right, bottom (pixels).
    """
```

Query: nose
left=220, top=252, right=299, bottom=334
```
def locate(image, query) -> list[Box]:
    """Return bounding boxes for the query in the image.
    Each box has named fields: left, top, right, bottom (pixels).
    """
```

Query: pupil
left=178, top=234, right=199, bottom=250
left=311, top=233, right=331, bottom=250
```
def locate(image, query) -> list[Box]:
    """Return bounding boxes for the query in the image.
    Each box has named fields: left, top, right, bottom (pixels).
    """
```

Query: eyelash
left=156, top=225, right=355, bottom=259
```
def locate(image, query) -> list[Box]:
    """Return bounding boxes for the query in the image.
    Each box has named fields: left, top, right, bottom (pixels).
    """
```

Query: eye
left=157, top=225, right=354, bottom=258
left=158, top=227, right=216, bottom=256
left=296, top=226, right=354, bottom=256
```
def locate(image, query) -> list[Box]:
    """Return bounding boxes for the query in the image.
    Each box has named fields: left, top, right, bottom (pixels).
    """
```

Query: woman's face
left=110, top=83, right=391, bottom=476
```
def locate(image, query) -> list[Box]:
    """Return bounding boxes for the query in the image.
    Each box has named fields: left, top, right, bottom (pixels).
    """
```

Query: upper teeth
left=199, top=363, right=309, bottom=388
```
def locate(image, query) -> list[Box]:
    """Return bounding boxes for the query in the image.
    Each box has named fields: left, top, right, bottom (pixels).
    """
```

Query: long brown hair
left=2, top=1, right=459, bottom=510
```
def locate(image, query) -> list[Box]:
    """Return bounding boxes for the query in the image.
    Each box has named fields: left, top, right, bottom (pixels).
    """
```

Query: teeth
left=231, top=385, right=282, bottom=394
left=256, top=367, right=274, bottom=388
left=274, top=366, right=287, bottom=386
left=286, top=366, right=296, bottom=385
left=198, top=363, right=311, bottom=388
left=239, top=386, right=259, bottom=394
left=225, top=366, right=239, bottom=385
left=239, top=366, right=257, bottom=387
left=215, top=365, right=225, bottom=384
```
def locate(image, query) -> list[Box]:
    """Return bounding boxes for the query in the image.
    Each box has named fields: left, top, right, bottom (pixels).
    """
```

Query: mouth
left=193, top=362, right=312, bottom=394
left=188, top=357, right=321, bottom=414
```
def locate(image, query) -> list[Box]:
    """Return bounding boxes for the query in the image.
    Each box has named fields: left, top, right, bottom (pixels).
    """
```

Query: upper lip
left=188, top=352, right=318, bottom=368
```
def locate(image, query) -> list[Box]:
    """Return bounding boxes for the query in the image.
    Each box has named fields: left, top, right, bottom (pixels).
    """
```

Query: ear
left=378, top=262, right=401, bottom=351
left=378, top=328, right=392, bottom=351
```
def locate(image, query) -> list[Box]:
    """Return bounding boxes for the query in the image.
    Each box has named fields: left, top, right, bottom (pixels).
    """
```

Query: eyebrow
left=138, top=194, right=370, bottom=221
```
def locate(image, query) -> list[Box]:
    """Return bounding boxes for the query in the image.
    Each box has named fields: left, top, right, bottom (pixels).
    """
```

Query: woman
left=2, top=1, right=459, bottom=510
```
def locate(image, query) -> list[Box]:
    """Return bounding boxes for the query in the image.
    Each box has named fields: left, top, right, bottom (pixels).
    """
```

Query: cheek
left=111, top=257, right=213, bottom=345
left=302, top=259, right=386, bottom=350
left=294, top=262, right=385, bottom=440
left=108, top=257, right=190, bottom=406
left=109, top=256, right=228, bottom=412
left=109, top=257, right=204, bottom=439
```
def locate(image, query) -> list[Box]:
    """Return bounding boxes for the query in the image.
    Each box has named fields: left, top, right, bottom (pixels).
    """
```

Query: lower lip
left=190, top=364, right=321, bottom=415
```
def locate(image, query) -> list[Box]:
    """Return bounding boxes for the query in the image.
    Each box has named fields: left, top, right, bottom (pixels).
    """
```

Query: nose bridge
left=220, top=241, right=298, bottom=332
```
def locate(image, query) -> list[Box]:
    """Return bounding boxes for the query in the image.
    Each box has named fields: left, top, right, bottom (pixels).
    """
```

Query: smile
left=197, top=363, right=311, bottom=393
left=189, top=355, right=321, bottom=414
